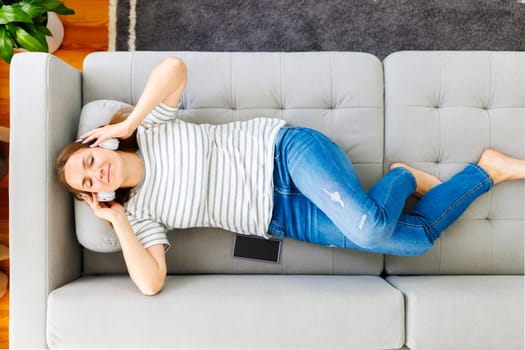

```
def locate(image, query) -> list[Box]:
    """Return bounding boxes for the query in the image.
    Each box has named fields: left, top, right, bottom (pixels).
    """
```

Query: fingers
left=81, top=193, right=118, bottom=223
left=78, top=121, right=132, bottom=148
left=81, top=193, right=101, bottom=209
left=79, top=128, right=108, bottom=148
left=81, top=193, right=94, bottom=207
left=79, top=128, right=98, bottom=143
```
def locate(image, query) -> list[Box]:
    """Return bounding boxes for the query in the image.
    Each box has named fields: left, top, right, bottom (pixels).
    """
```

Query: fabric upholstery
left=387, top=275, right=524, bottom=350
left=8, top=51, right=524, bottom=350
left=9, top=53, right=83, bottom=349
left=48, top=275, right=404, bottom=349
left=384, top=51, right=525, bottom=275
left=83, top=228, right=384, bottom=276
left=81, top=51, right=385, bottom=275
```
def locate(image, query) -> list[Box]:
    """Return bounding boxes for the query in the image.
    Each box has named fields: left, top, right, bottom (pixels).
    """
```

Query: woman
left=56, top=57, right=525, bottom=296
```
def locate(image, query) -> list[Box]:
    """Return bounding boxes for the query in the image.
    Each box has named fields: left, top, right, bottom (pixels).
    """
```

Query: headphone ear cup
left=97, top=191, right=116, bottom=202
left=95, top=139, right=118, bottom=203
left=98, top=139, right=119, bottom=150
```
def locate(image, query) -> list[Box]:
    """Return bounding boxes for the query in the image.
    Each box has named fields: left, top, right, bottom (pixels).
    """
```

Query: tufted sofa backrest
left=81, top=52, right=386, bottom=275
left=384, top=52, right=524, bottom=275
left=80, top=51, right=524, bottom=276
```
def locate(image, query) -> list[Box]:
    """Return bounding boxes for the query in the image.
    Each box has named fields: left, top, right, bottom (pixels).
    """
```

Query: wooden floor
left=0, top=0, right=109, bottom=347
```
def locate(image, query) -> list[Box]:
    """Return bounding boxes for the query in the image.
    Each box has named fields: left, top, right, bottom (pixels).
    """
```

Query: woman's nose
left=88, top=167, right=104, bottom=180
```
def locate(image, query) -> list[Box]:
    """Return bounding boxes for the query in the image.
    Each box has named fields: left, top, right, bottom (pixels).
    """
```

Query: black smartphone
left=232, top=234, right=282, bottom=263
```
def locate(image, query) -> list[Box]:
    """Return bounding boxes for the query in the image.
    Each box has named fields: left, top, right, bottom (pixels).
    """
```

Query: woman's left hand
left=79, top=120, right=134, bottom=148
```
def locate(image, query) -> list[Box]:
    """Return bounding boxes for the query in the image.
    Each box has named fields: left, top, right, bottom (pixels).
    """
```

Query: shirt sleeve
left=142, top=102, right=180, bottom=125
left=127, top=214, right=171, bottom=251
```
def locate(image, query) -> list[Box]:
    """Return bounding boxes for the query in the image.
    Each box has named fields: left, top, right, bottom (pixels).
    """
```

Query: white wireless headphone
left=98, top=138, right=119, bottom=151
left=97, top=139, right=119, bottom=201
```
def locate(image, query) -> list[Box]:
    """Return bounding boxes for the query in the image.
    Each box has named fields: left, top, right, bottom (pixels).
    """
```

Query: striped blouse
left=124, top=104, right=286, bottom=250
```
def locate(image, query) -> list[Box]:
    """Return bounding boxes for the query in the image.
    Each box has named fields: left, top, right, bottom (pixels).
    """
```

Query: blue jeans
left=269, top=127, right=494, bottom=256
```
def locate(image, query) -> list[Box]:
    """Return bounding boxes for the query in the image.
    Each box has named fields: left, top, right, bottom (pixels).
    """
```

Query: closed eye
left=83, top=154, right=94, bottom=169
left=82, top=154, right=94, bottom=189
left=82, top=177, right=92, bottom=190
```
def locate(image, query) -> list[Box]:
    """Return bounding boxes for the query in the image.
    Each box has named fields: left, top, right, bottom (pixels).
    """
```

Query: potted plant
left=0, top=0, right=74, bottom=64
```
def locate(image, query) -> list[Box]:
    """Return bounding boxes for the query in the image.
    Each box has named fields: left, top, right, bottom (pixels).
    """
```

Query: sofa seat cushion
left=387, top=275, right=524, bottom=350
left=48, top=275, right=404, bottom=349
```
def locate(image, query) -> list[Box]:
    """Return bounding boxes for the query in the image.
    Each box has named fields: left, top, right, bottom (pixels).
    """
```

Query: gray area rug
left=111, top=0, right=525, bottom=59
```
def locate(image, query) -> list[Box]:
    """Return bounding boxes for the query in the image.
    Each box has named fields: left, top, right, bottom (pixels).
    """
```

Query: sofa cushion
left=81, top=51, right=386, bottom=275
left=384, top=51, right=525, bottom=274
left=387, top=275, right=524, bottom=350
left=48, top=275, right=405, bottom=349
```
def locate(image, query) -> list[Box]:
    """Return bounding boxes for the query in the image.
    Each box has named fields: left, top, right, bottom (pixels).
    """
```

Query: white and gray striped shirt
left=125, top=104, right=286, bottom=249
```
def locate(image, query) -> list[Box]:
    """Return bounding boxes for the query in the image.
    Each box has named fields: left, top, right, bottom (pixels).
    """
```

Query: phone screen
left=233, top=235, right=282, bottom=263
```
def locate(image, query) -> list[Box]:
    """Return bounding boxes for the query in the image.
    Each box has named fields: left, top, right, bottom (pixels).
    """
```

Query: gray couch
left=9, top=51, right=524, bottom=349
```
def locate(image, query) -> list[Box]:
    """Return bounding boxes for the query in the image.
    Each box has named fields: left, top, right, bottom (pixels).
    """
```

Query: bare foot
left=477, top=149, right=525, bottom=185
left=390, top=163, right=442, bottom=197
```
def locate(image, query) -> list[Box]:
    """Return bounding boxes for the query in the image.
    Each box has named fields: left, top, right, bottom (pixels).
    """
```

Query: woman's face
left=64, top=147, right=125, bottom=193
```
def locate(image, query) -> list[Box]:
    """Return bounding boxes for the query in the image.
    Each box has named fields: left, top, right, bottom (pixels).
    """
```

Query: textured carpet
left=111, top=0, right=525, bottom=58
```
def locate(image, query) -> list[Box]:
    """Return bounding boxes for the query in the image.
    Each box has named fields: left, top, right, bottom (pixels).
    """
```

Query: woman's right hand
left=79, top=120, right=135, bottom=148
left=82, top=193, right=126, bottom=224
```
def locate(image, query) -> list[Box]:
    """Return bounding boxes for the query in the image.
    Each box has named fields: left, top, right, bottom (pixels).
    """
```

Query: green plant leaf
left=26, top=23, right=46, bottom=42
left=19, top=2, right=47, bottom=18
left=5, top=23, right=17, bottom=37
left=32, top=13, right=46, bottom=25
left=34, top=0, right=74, bottom=14
left=35, top=23, right=51, bottom=36
left=0, top=26, right=15, bottom=63
left=31, top=0, right=62, bottom=10
left=0, top=5, right=33, bottom=24
left=49, top=4, right=74, bottom=15
left=15, top=25, right=47, bottom=51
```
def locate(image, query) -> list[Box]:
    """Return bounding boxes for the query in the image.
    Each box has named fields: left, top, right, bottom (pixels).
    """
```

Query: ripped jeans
left=269, top=127, right=493, bottom=256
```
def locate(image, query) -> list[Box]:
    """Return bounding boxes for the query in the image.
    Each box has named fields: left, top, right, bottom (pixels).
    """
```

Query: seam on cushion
left=486, top=54, right=495, bottom=221
left=380, top=59, right=385, bottom=172
left=486, top=111, right=494, bottom=221
left=487, top=57, right=493, bottom=152
left=436, top=107, right=442, bottom=178
left=436, top=234, right=442, bottom=274
left=230, top=53, right=234, bottom=122
left=437, top=53, right=443, bottom=166
left=331, top=248, right=335, bottom=275
left=485, top=53, right=493, bottom=220
left=329, top=53, right=334, bottom=139
left=489, top=224, right=494, bottom=274
left=437, top=52, right=443, bottom=108
left=130, top=52, right=135, bottom=104
left=280, top=53, right=284, bottom=118
left=487, top=53, right=493, bottom=108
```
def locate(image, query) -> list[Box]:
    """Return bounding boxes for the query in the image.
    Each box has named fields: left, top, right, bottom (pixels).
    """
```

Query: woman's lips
left=107, top=164, right=111, bottom=183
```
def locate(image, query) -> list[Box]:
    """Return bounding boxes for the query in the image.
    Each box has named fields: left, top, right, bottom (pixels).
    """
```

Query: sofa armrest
left=9, top=53, right=82, bottom=349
